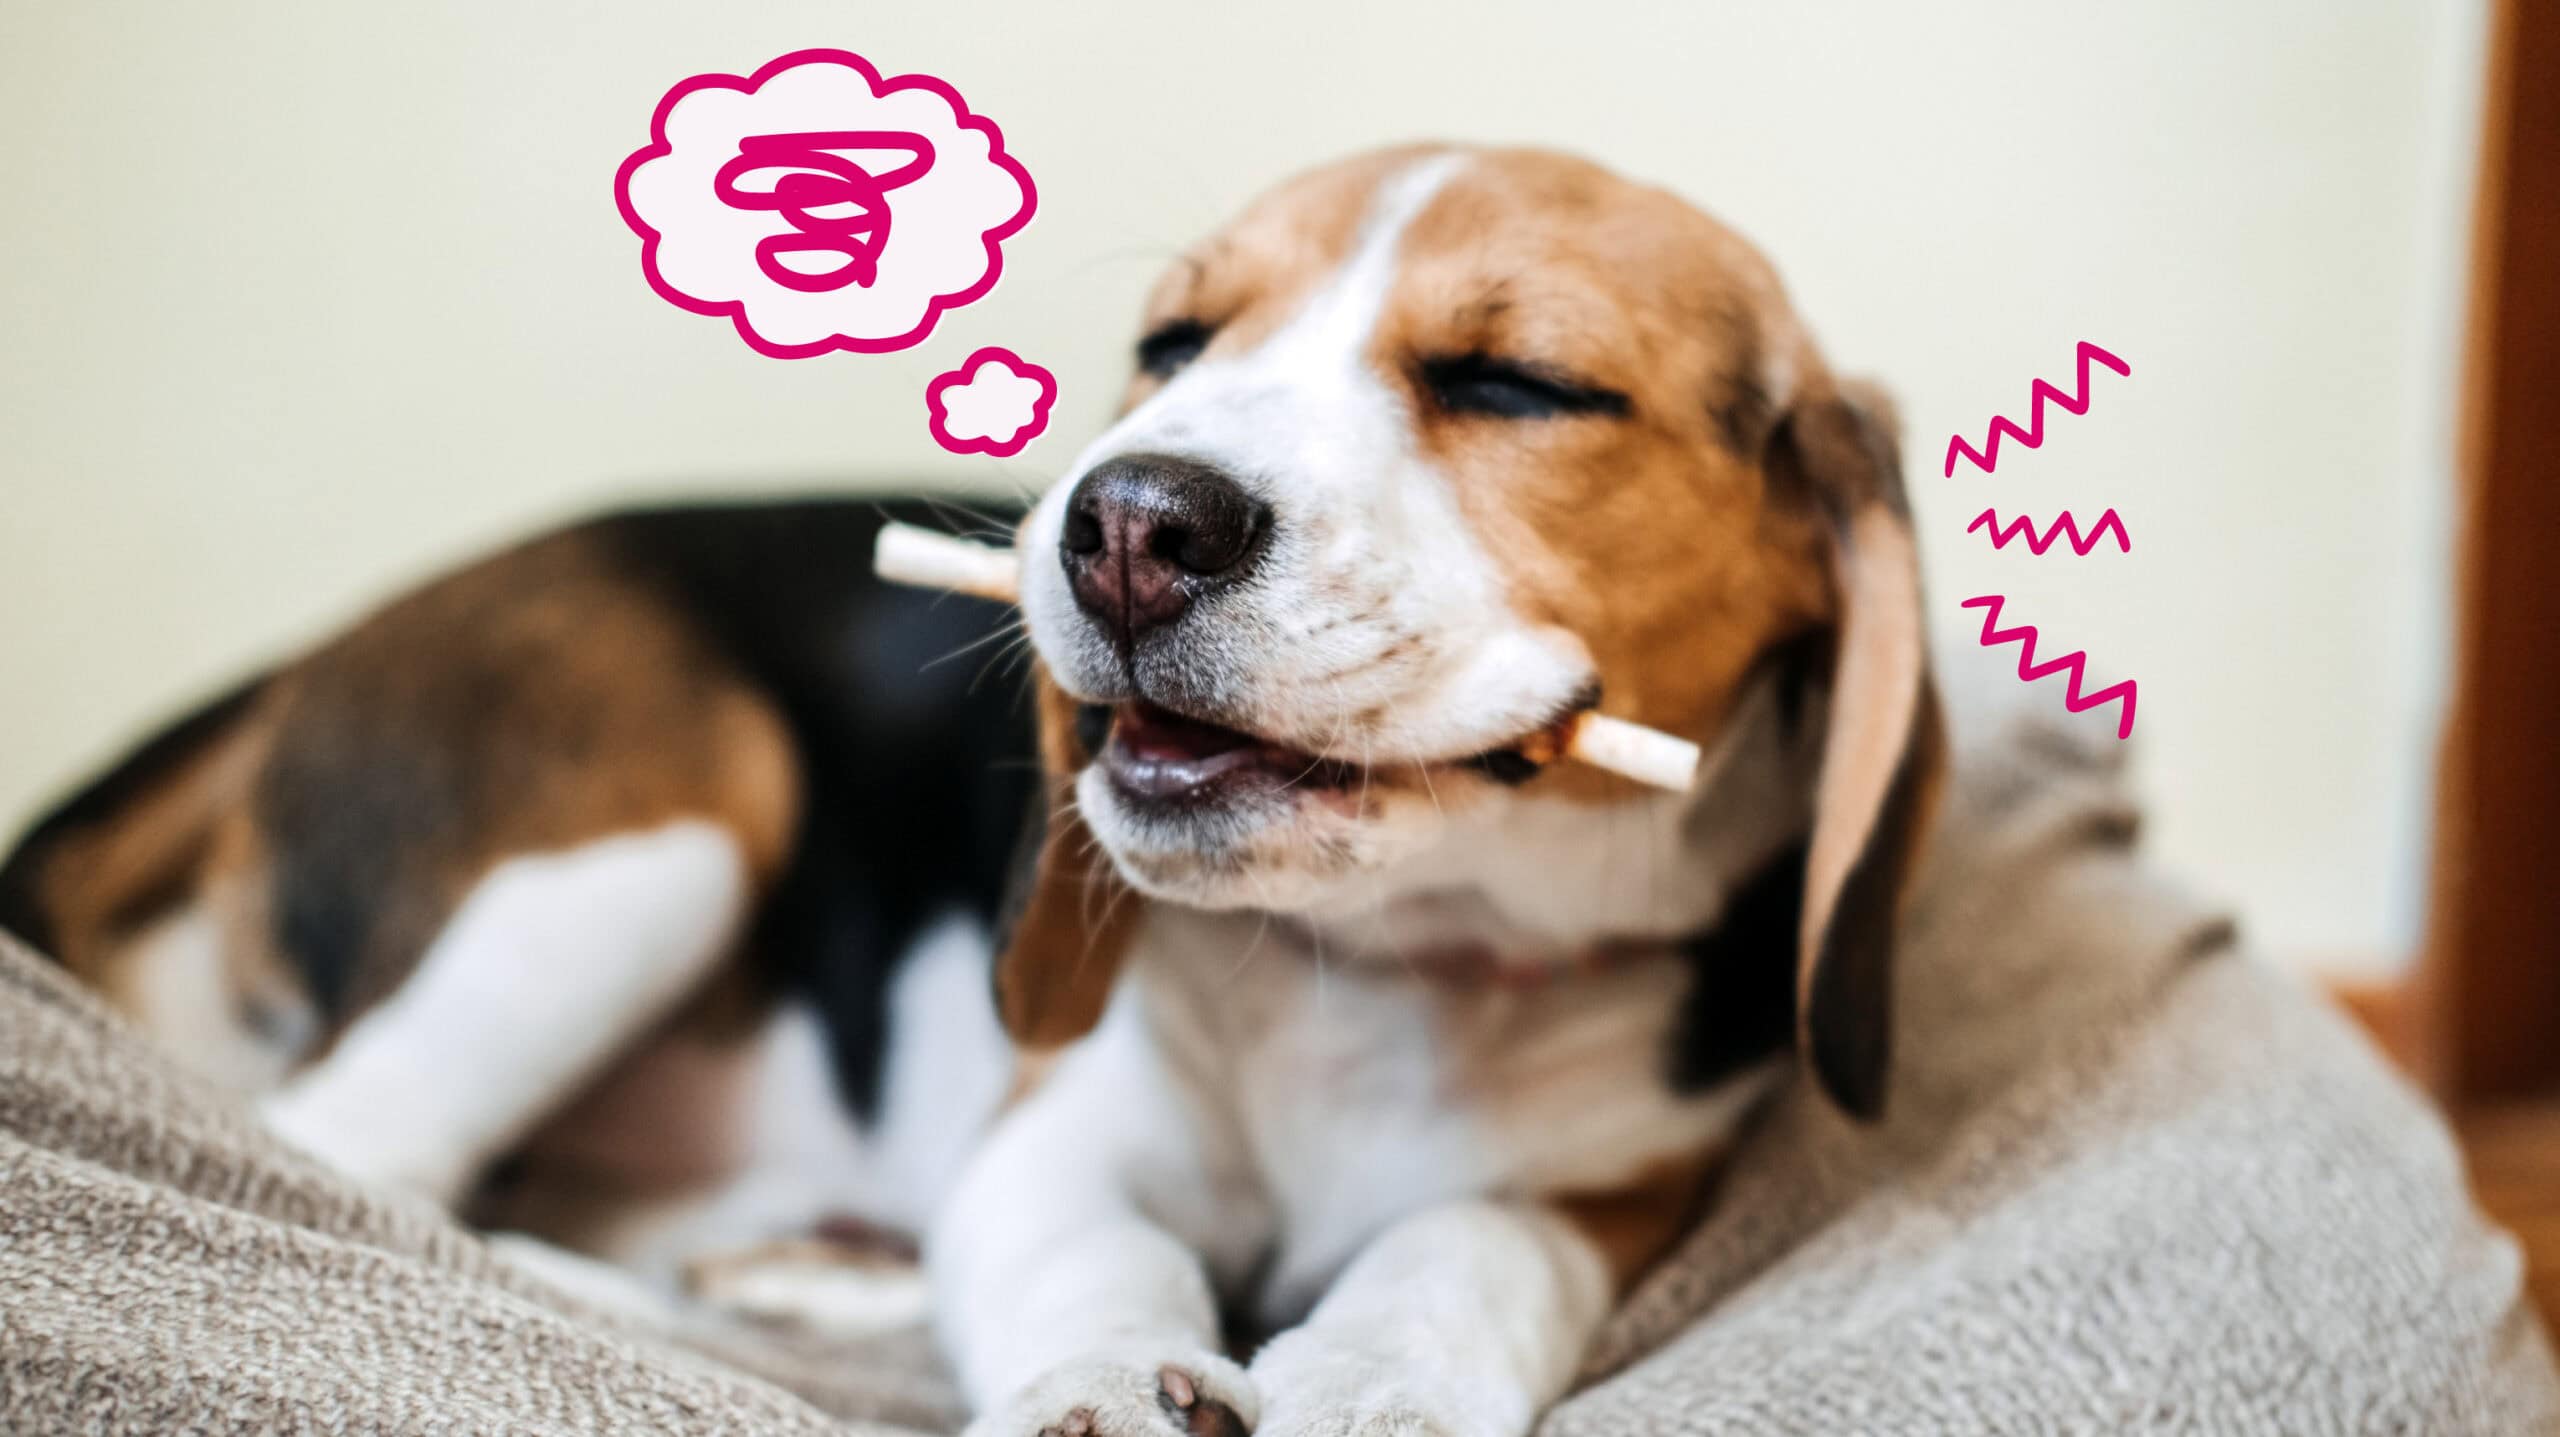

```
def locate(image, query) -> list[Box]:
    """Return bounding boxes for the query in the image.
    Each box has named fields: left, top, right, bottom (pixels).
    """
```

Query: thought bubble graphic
left=616, top=49, right=1035, bottom=358
left=926, top=347, right=1057, bottom=457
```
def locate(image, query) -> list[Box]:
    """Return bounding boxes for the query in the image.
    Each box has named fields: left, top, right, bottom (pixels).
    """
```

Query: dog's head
left=995, top=146, right=1941, bottom=1116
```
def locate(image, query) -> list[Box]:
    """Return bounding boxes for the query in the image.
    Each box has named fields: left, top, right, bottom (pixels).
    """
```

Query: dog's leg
left=1246, top=1201, right=1615, bottom=1437
left=933, top=998, right=1271, bottom=1437
left=260, top=820, right=747, bottom=1204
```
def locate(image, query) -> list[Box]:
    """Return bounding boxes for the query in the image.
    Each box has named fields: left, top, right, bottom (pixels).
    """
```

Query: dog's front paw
left=1249, top=1340, right=1474, bottom=1437
left=969, top=1350, right=1257, bottom=1437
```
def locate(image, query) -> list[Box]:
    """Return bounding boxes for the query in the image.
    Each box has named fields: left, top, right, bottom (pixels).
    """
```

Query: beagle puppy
left=0, top=499, right=1037, bottom=1270
left=0, top=144, right=1941, bottom=1437
left=931, top=144, right=1940, bottom=1437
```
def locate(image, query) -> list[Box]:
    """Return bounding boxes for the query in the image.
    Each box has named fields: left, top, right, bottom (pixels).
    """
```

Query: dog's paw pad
left=1038, top=1409, right=1097, bottom=1437
left=969, top=1351, right=1257, bottom=1437
left=1157, top=1367, right=1250, bottom=1437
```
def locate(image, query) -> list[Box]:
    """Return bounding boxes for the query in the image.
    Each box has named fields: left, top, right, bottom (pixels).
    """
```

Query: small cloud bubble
left=926, top=347, right=1058, bottom=457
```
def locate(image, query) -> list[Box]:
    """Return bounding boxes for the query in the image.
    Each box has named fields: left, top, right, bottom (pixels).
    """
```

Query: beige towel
left=4, top=716, right=2553, bottom=1435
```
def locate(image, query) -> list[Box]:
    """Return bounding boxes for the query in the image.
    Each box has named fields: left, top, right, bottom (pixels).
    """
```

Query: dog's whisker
left=1223, top=911, right=1275, bottom=984
left=1084, top=875, right=1137, bottom=953
left=1350, top=697, right=1378, bottom=818
left=1415, top=744, right=1445, bottom=820
left=1279, top=684, right=1362, bottom=791
left=912, top=493, right=1025, bottom=545
left=981, top=463, right=1046, bottom=507
left=920, top=615, right=1029, bottom=675
left=1310, top=925, right=1329, bottom=1034
left=1060, top=240, right=1192, bottom=283
left=967, top=630, right=1038, bottom=696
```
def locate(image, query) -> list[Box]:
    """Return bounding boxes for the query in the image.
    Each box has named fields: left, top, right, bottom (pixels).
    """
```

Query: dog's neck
left=1280, top=676, right=1822, bottom=979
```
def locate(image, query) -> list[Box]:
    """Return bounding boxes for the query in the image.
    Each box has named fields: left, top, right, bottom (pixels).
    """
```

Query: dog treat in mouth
left=872, top=522, right=1703, bottom=793
left=871, top=522, right=1025, bottom=604
left=1514, top=709, right=1702, bottom=794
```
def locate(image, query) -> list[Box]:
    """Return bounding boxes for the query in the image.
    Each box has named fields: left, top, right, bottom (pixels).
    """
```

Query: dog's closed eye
left=1421, top=353, right=1629, bottom=420
left=1138, top=319, right=1215, bottom=378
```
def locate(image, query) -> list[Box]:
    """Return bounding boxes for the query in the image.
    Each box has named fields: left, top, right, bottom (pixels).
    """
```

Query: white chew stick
left=1562, top=712, right=1700, bottom=794
left=869, top=521, right=1701, bottom=793
left=873, top=523, right=1021, bottom=604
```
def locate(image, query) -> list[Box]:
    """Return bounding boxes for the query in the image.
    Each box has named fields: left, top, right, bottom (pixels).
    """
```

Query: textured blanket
left=3, top=714, right=2554, bottom=1435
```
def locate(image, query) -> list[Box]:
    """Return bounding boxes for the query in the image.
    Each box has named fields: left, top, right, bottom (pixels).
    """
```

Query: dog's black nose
left=1060, top=454, right=1269, bottom=648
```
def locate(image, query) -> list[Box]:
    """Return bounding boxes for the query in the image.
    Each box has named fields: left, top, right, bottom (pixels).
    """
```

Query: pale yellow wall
left=0, top=2, right=2481, bottom=968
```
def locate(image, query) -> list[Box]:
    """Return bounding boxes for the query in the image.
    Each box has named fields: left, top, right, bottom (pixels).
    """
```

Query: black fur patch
left=1465, top=749, right=1543, bottom=786
left=596, top=499, right=1035, bottom=1122
left=1668, top=842, right=1806, bottom=1093
left=1748, top=631, right=1827, bottom=744
left=256, top=688, right=476, bottom=1019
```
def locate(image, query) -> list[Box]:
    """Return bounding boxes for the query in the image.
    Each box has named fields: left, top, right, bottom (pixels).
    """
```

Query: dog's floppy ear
left=1765, top=380, right=1946, bottom=1120
left=989, top=670, right=1139, bottom=1050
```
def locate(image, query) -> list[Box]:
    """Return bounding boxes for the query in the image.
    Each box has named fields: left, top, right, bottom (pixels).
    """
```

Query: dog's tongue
left=1114, top=702, right=1266, bottom=763
left=1104, top=701, right=1362, bottom=800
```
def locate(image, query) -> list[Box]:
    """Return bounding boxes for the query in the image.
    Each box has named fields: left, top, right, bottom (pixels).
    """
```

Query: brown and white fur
left=0, top=499, right=1038, bottom=1294
left=937, top=145, right=1941, bottom=1437
left=1, top=145, right=1942, bottom=1437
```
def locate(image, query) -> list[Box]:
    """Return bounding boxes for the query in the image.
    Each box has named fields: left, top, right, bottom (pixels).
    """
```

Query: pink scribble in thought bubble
left=615, top=49, right=1035, bottom=358
left=927, top=347, right=1057, bottom=457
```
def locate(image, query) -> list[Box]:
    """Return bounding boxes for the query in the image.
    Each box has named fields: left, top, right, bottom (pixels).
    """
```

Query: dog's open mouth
left=1093, top=694, right=1585, bottom=811
left=1098, top=702, right=1363, bottom=806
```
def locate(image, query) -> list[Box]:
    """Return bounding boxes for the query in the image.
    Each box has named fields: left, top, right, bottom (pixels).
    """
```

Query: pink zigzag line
left=1944, top=341, right=2131, bottom=477
left=1966, top=506, right=2131, bottom=555
left=1958, top=594, right=2137, bottom=740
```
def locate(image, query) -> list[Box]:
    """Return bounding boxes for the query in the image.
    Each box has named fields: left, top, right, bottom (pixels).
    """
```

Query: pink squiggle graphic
left=712, top=130, right=934, bottom=293
left=1958, top=594, right=2137, bottom=739
left=1966, top=506, right=2131, bottom=555
left=1944, top=341, right=2131, bottom=478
